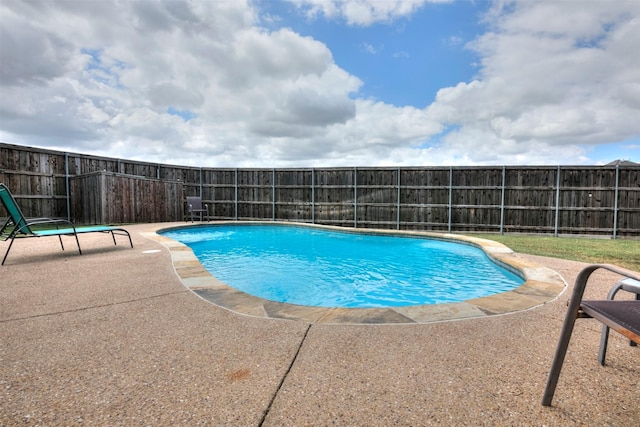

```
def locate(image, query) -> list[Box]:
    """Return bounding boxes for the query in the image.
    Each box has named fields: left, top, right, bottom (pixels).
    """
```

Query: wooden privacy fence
left=69, top=172, right=183, bottom=225
left=1, top=143, right=639, bottom=237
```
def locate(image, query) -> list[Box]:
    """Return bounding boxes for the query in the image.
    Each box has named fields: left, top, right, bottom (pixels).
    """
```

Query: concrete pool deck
left=1, top=222, right=638, bottom=425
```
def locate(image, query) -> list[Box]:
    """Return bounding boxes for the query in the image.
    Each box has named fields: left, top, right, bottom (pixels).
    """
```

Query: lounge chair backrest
left=187, top=196, right=203, bottom=210
left=0, top=183, right=32, bottom=235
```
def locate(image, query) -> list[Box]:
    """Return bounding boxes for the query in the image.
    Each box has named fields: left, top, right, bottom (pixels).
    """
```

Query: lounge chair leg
left=2, top=238, right=16, bottom=265
left=110, top=230, right=133, bottom=248
left=58, top=235, right=65, bottom=251
left=73, top=233, right=82, bottom=255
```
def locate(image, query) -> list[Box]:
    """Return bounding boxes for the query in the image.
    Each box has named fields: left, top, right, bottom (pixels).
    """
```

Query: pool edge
left=143, top=221, right=567, bottom=325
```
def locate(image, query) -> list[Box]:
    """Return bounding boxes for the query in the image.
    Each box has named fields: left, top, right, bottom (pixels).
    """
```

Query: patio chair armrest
left=569, top=264, right=640, bottom=311
left=615, top=278, right=640, bottom=296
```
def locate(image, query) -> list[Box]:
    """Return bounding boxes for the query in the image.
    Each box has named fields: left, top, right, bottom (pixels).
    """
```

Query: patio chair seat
left=582, top=300, right=640, bottom=342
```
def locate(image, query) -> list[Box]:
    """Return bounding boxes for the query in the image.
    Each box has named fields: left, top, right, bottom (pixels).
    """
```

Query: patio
left=1, top=223, right=638, bottom=425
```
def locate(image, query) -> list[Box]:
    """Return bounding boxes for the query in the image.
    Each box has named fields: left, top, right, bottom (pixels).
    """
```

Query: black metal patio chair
left=542, top=264, right=640, bottom=406
left=186, top=196, right=209, bottom=222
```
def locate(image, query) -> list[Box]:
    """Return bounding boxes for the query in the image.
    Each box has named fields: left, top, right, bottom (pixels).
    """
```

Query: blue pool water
left=161, top=224, right=524, bottom=308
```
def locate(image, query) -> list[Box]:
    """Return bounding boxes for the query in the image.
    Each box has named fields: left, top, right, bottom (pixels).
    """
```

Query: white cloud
left=0, top=0, right=362, bottom=165
left=393, top=51, right=409, bottom=59
left=444, top=35, right=463, bottom=47
left=422, top=0, right=640, bottom=164
left=0, top=0, right=639, bottom=167
left=285, top=0, right=452, bottom=26
left=362, top=43, right=377, bottom=54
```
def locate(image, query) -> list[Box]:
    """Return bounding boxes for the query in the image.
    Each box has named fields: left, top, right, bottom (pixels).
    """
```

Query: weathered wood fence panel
left=400, top=168, right=449, bottom=231
left=275, top=169, right=313, bottom=223
left=204, top=169, right=236, bottom=219
left=314, top=168, right=356, bottom=227
left=0, top=146, right=69, bottom=218
left=1, top=143, right=639, bottom=237
left=70, top=172, right=183, bottom=224
left=355, top=168, right=397, bottom=229
left=618, top=167, right=640, bottom=233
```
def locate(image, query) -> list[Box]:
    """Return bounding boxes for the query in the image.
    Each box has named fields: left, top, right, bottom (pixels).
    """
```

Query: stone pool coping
left=144, top=221, right=566, bottom=324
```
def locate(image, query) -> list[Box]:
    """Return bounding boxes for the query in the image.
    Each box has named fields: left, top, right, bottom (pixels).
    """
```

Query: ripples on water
left=161, top=225, right=524, bottom=308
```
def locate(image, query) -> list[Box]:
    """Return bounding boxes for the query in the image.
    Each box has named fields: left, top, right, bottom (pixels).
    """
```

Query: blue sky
left=1, top=0, right=639, bottom=167
left=261, top=1, right=486, bottom=108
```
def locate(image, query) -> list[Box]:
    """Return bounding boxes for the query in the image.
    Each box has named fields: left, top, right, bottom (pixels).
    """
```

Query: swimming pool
left=160, top=224, right=524, bottom=308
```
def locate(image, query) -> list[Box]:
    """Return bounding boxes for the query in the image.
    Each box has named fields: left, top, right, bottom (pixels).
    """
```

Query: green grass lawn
left=473, top=234, right=640, bottom=272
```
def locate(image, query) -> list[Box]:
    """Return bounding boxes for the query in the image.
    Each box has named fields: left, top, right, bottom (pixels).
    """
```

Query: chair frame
left=1, top=183, right=133, bottom=265
left=542, top=264, right=640, bottom=406
left=599, top=277, right=640, bottom=365
left=186, top=196, right=209, bottom=223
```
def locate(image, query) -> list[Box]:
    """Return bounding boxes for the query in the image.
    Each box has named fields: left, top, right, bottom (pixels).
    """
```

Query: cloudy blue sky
left=1, top=0, right=639, bottom=167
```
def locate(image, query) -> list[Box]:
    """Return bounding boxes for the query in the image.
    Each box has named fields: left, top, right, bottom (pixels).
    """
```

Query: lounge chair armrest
left=22, top=218, right=77, bottom=233
left=25, top=217, right=75, bottom=227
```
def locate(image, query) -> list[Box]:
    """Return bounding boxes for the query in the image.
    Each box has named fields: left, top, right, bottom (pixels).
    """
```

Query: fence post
left=500, top=166, right=506, bottom=235
left=397, top=166, right=401, bottom=230
left=272, top=168, right=276, bottom=222
left=311, top=168, right=315, bottom=224
left=554, top=165, right=561, bottom=237
left=613, top=164, right=619, bottom=239
left=448, top=166, right=453, bottom=233
left=65, top=152, right=71, bottom=221
left=354, top=167, right=358, bottom=228
left=234, top=168, right=238, bottom=221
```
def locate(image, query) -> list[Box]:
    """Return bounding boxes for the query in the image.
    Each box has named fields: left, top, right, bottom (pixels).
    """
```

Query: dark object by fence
left=186, top=196, right=209, bottom=222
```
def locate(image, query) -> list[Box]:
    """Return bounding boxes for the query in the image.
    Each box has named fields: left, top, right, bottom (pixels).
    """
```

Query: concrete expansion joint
left=259, top=323, right=312, bottom=426
left=0, top=290, right=190, bottom=323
